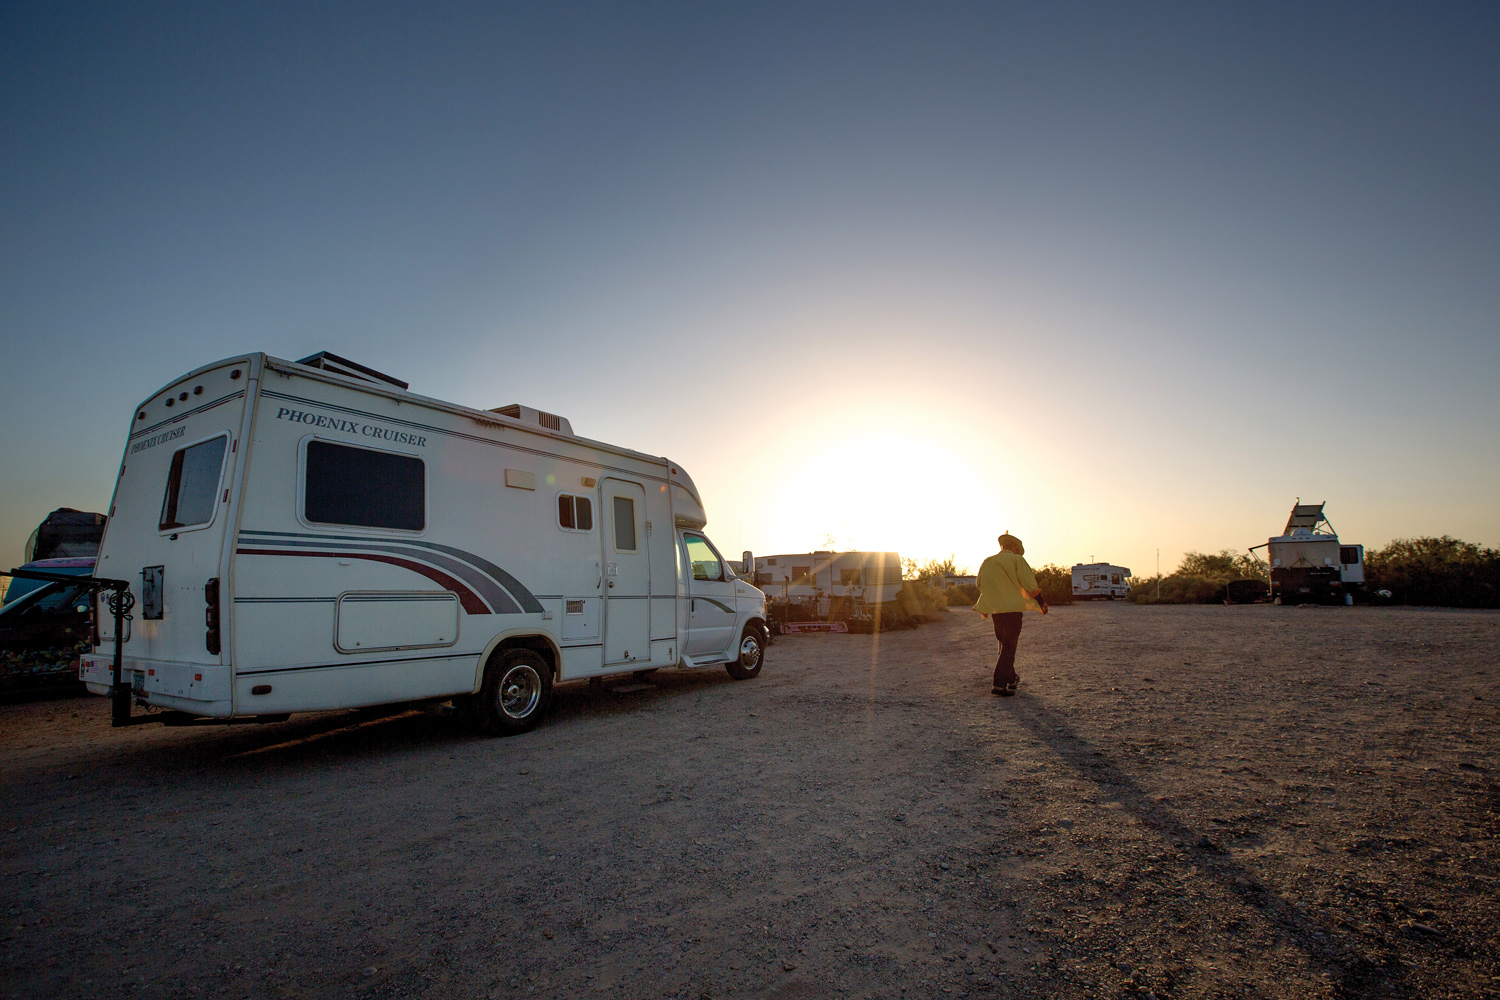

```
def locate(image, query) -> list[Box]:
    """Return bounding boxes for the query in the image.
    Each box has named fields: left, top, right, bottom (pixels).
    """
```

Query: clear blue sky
left=3, top=2, right=1497, bottom=574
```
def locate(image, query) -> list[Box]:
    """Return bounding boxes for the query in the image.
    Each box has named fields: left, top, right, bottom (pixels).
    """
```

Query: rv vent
left=296, top=352, right=409, bottom=390
left=489, top=404, right=574, bottom=436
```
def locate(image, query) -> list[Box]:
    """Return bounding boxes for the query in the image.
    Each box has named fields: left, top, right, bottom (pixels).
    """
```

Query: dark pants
left=992, top=612, right=1024, bottom=688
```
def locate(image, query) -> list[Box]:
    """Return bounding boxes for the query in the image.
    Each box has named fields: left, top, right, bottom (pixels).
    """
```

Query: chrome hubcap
left=498, top=664, right=542, bottom=719
left=739, top=635, right=762, bottom=668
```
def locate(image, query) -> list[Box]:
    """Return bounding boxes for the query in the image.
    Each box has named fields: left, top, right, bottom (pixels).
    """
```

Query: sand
left=1, top=603, right=1496, bottom=999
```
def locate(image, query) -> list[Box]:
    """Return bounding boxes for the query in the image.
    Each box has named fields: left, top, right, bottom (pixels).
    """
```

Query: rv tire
left=472, top=648, right=553, bottom=736
left=725, top=624, right=765, bottom=681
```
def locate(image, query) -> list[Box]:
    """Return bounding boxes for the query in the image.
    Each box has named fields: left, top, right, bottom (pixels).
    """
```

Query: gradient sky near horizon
left=3, top=2, right=1497, bottom=577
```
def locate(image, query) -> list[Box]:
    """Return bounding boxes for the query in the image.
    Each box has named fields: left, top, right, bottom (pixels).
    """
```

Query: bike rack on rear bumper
left=7, top=567, right=142, bottom=727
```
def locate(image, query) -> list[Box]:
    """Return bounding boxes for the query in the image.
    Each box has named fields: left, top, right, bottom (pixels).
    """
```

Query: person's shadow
left=1005, top=695, right=1418, bottom=999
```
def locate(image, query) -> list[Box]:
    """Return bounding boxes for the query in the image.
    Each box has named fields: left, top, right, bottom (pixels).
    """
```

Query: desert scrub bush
left=1364, top=536, right=1500, bottom=608
left=1129, top=549, right=1268, bottom=604
left=1128, top=574, right=1227, bottom=604
left=903, top=555, right=967, bottom=586
left=945, top=582, right=980, bottom=606
left=1033, top=564, right=1074, bottom=606
left=898, top=581, right=950, bottom=619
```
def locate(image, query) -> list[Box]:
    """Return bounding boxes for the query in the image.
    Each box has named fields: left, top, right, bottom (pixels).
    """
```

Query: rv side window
left=612, top=496, right=637, bottom=551
left=304, top=441, right=424, bottom=531
left=1340, top=546, right=1360, bottom=565
left=558, top=494, right=593, bottom=532
left=160, top=435, right=229, bottom=531
left=683, top=533, right=722, bottom=582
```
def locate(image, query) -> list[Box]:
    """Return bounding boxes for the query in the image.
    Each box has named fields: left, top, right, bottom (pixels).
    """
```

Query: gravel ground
left=1, top=604, right=1497, bottom=1000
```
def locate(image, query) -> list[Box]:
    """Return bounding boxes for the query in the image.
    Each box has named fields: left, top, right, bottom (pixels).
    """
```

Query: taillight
left=205, top=578, right=221, bottom=655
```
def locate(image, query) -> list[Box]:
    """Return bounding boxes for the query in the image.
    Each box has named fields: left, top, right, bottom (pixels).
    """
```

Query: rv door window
left=683, top=533, right=722, bottom=582
left=612, top=496, right=637, bottom=552
left=159, top=435, right=229, bottom=530
left=558, top=494, right=593, bottom=532
left=304, top=441, right=425, bottom=531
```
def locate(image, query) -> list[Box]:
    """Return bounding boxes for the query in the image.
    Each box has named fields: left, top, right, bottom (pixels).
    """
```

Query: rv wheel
left=725, top=625, right=765, bottom=681
left=473, top=649, right=553, bottom=736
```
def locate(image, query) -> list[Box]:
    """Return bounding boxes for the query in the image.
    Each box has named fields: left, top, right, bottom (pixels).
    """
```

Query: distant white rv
left=80, top=351, right=769, bottom=734
left=752, top=551, right=903, bottom=606
left=1072, top=562, right=1131, bottom=600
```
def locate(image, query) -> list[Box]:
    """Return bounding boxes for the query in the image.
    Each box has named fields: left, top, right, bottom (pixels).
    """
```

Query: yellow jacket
left=973, top=551, right=1042, bottom=614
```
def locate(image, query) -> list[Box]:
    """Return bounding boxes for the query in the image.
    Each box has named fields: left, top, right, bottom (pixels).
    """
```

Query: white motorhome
left=1071, top=562, right=1131, bottom=600
left=80, top=352, right=768, bottom=734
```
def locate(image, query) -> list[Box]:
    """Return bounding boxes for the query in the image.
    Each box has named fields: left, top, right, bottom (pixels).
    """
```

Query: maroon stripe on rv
left=235, top=548, right=491, bottom=615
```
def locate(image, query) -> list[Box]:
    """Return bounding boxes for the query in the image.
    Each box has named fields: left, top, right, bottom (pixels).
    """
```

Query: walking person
left=974, top=532, right=1048, bottom=696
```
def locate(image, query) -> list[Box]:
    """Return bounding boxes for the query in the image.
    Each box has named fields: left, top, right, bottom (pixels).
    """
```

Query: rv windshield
left=0, top=581, right=91, bottom=619
left=160, top=435, right=228, bottom=530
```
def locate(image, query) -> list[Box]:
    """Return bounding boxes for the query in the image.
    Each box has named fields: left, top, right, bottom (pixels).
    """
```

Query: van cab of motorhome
left=80, top=352, right=768, bottom=734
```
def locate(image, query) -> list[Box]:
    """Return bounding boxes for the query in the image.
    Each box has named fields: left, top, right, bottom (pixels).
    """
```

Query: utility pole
left=1156, top=548, right=1161, bottom=601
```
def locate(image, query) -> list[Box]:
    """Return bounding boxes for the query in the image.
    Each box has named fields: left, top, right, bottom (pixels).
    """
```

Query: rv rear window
left=304, top=441, right=424, bottom=531
left=160, top=435, right=229, bottom=531
left=558, top=494, right=593, bottom=532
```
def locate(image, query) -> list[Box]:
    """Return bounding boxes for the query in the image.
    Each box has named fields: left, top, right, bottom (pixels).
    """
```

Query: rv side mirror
left=742, top=551, right=753, bottom=576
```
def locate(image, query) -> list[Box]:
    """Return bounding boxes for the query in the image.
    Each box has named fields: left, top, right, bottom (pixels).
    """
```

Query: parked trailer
left=79, top=352, right=768, bottom=734
left=753, top=551, right=902, bottom=607
left=751, top=551, right=903, bottom=631
left=1071, top=562, right=1131, bottom=600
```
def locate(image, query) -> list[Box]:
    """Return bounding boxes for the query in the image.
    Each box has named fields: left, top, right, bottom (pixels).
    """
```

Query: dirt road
left=2, top=605, right=1497, bottom=999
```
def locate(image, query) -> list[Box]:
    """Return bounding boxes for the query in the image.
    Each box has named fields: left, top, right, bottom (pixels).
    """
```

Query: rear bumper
left=80, top=654, right=233, bottom=717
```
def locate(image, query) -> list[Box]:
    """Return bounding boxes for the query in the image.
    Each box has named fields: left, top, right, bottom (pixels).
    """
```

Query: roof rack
left=296, top=351, right=409, bottom=390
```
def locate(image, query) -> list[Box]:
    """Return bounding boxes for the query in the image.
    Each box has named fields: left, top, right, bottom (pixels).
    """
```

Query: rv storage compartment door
left=336, top=591, right=459, bottom=653
left=562, top=598, right=600, bottom=640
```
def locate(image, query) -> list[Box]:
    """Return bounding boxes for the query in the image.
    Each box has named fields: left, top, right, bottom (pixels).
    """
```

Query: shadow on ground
left=1010, top=694, right=1417, bottom=1000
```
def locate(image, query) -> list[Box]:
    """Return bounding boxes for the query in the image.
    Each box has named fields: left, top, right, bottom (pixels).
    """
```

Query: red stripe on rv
left=235, top=548, right=491, bottom=614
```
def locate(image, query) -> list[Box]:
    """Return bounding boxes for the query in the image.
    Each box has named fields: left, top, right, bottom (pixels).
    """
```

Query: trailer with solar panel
left=1249, top=500, right=1365, bottom=606
left=76, top=352, right=768, bottom=734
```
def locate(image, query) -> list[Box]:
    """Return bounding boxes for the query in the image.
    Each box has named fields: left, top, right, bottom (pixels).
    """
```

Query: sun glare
left=762, top=428, right=1002, bottom=566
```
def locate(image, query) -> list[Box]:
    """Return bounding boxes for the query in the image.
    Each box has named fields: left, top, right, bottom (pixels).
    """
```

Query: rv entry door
left=601, top=478, right=650, bottom=665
